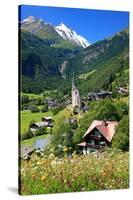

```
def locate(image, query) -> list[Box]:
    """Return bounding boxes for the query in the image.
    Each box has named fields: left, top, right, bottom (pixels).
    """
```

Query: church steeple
left=71, top=72, right=81, bottom=108
left=72, top=72, right=75, bottom=88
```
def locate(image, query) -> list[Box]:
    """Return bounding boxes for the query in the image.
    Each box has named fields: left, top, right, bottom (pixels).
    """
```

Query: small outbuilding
left=30, top=121, right=48, bottom=133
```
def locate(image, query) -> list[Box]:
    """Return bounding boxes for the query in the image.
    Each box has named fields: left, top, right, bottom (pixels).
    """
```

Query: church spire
left=72, top=72, right=75, bottom=88
left=71, top=72, right=81, bottom=108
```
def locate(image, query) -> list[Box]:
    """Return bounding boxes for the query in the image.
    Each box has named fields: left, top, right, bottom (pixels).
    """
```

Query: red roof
left=83, top=120, right=118, bottom=142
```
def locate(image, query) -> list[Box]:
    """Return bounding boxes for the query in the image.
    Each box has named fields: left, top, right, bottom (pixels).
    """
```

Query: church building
left=71, top=74, right=81, bottom=108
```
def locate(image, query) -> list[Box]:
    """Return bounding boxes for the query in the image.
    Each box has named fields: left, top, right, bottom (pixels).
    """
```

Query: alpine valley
left=20, top=16, right=129, bottom=95
left=20, top=14, right=129, bottom=195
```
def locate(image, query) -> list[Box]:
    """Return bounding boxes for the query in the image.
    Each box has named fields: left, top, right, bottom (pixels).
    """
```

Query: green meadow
left=21, top=92, right=43, bottom=99
left=20, top=110, right=53, bottom=135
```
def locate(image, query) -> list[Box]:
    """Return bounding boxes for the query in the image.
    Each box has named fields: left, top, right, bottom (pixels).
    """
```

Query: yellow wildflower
left=41, top=175, right=47, bottom=181
left=63, top=147, right=68, bottom=152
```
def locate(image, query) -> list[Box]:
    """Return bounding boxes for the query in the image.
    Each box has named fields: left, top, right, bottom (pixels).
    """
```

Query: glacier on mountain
left=55, top=23, right=90, bottom=48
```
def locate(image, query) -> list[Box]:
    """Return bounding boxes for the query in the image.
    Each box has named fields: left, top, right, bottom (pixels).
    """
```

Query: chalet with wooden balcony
left=78, top=120, right=118, bottom=154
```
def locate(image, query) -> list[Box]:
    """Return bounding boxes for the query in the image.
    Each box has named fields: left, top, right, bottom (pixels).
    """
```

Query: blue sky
left=19, top=5, right=129, bottom=43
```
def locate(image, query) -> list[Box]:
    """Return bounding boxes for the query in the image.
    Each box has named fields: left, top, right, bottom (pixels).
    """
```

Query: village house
left=88, top=91, right=112, bottom=101
left=78, top=120, right=118, bottom=154
left=44, top=98, right=59, bottom=109
left=95, top=91, right=112, bottom=100
left=116, top=86, right=129, bottom=94
left=41, top=116, right=53, bottom=127
left=82, top=105, right=89, bottom=113
left=30, top=121, right=48, bottom=133
left=30, top=116, right=53, bottom=133
left=87, top=92, right=96, bottom=101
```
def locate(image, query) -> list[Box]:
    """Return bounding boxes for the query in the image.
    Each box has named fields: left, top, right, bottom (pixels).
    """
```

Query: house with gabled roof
left=78, top=120, right=118, bottom=154
left=20, top=146, right=35, bottom=159
left=41, top=116, right=53, bottom=127
left=88, top=91, right=112, bottom=101
left=30, top=121, right=48, bottom=134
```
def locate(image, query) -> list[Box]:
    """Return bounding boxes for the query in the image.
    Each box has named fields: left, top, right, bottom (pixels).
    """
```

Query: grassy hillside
left=78, top=69, right=96, bottom=80
left=21, top=92, right=43, bottom=99
left=77, top=49, right=129, bottom=94
left=52, top=108, right=73, bottom=134
left=65, top=28, right=129, bottom=78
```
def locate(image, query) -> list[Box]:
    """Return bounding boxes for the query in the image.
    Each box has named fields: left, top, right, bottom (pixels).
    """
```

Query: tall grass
left=20, top=151, right=129, bottom=195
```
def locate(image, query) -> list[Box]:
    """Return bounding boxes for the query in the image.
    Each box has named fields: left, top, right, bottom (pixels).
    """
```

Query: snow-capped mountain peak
left=21, top=16, right=37, bottom=24
left=54, top=23, right=90, bottom=48
left=21, top=16, right=90, bottom=48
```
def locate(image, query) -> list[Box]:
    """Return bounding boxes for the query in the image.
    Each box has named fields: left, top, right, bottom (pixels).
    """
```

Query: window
left=95, top=130, right=102, bottom=137
left=98, top=141, right=106, bottom=146
left=90, top=140, right=95, bottom=145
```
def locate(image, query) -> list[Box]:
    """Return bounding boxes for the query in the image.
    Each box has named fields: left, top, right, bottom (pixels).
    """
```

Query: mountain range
left=20, top=16, right=129, bottom=94
left=21, top=16, right=90, bottom=48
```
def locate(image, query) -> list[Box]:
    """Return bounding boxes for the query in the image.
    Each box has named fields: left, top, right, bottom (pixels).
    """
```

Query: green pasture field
left=21, top=92, right=43, bottom=99
left=20, top=110, right=53, bottom=135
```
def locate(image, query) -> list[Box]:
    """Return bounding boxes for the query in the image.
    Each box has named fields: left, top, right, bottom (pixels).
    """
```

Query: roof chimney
left=103, top=119, right=108, bottom=126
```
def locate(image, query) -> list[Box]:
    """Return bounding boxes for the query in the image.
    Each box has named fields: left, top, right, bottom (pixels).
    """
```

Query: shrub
left=96, top=99, right=120, bottom=121
left=51, top=123, right=74, bottom=156
left=71, top=121, right=78, bottom=129
left=41, top=104, right=48, bottom=112
left=116, top=102, right=128, bottom=118
left=37, top=97, right=43, bottom=106
left=51, top=107, right=61, bottom=115
left=21, top=95, right=29, bottom=105
left=35, top=127, right=47, bottom=136
left=30, top=105, right=39, bottom=113
left=112, top=115, right=129, bottom=151
left=22, top=129, right=33, bottom=140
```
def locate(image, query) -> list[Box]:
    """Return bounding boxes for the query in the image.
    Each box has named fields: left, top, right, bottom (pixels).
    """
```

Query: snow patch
left=54, top=23, right=90, bottom=48
left=21, top=16, right=37, bottom=24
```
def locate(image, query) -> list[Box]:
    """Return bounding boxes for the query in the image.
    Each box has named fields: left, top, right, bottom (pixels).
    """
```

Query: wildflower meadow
left=19, top=150, right=129, bottom=195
